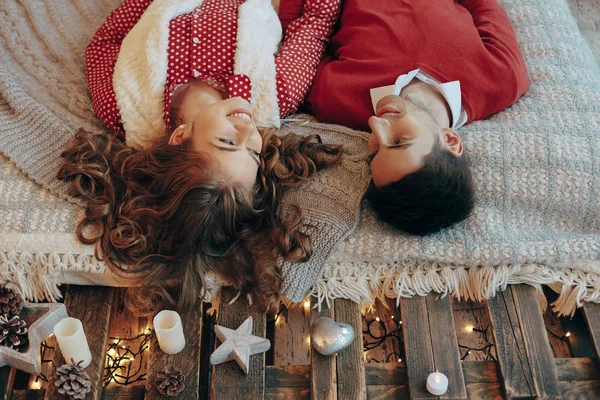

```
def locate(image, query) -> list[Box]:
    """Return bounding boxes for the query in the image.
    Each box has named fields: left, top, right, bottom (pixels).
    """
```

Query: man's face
left=368, top=95, right=440, bottom=187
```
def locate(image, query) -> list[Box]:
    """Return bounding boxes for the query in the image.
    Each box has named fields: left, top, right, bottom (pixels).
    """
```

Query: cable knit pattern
left=1, top=0, right=600, bottom=316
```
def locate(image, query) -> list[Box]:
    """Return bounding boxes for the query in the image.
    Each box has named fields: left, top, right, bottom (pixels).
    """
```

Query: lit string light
left=459, top=324, right=496, bottom=362
left=103, top=328, right=153, bottom=386
left=546, top=327, right=572, bottom=341
left=363, top=316, right=405, bottom=364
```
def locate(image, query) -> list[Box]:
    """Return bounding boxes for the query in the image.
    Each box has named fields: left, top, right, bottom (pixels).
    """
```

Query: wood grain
left=0, top=367, right=16, bottom=400
left=101, top=385, right=145, bottom=399
left=273, top=304, right=310, bottom=366
left=310, top=300, right=336, bottom=400
left=400, top=296, right=436, bottom=400
left=265, top=365, right=310, bottom=388
left=465, top=383, right=504, bottom=400
left=365, top=363, right=407, bottom=386
left=512, top=285, right=561, bottom=398
left=264, top=387, right=310, bottom=400
left=425, top=294, right=467, bottom=400
left=210, top=288, right=267, bottom=400
left=555, top=357, right=600, bottom=381
left=582, top=302, right=600, bottom=361
left=461, top=361, right=500, bottom=383
left=44, top=286, right=115, bottom=400
left=11, top=390, right=45, bottom=400
left=145, top=299, right=203, bottom=399
left=335, top=299, right=367, bottom=400
left=366, top=384, right=409, bottom=400
left=558, top=380, right=600, bottom=399
left=487, top=289, right=535, bottom=398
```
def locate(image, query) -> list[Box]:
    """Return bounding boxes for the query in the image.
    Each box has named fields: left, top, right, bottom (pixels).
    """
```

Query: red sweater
left=305, top=0, right=530, bottom=131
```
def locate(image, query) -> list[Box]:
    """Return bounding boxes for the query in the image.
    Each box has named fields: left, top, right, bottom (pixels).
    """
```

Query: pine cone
left=155, top=366, right=185, bottom=397
left=0, top=287, right=23, bottom=318
left=55, top=359, right=92, bottom=399
left=0, top=315, right=28, bottom=349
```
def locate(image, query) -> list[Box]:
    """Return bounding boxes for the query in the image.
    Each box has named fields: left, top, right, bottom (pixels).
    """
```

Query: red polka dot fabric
left=86, top=0, right=341, bottom=137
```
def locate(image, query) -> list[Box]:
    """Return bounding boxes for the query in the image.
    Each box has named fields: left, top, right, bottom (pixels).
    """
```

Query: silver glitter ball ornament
left=311, top=317, right=354, bottom=356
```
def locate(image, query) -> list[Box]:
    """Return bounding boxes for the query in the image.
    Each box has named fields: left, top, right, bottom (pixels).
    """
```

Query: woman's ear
left=168, top=124, right=188, bottom=145
left=441, top=128, right=463, bottom=157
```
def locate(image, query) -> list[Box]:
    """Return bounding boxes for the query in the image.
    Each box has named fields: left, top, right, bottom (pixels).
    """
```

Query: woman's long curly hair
left=58, top=128, right=342, bottom=315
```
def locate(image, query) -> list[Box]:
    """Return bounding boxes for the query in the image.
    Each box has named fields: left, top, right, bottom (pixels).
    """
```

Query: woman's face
left=169, top=81, right=263, bottom=190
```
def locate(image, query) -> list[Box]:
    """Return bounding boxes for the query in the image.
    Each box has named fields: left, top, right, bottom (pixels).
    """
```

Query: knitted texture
left=1, top=0, right=600, bottom=316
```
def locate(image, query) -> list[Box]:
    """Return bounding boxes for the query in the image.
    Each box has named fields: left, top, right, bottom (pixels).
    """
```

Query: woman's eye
left=393, top=138, right=402, bottom=145
left=220, top=138, right=235, bottom=145
left=251, top=149, right=261, bottom=156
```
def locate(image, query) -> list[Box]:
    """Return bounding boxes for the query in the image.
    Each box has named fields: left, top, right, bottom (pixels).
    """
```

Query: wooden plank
left=210, top=288, right=267, bottom=400
left=400, top=296, right=435, bottom=400
left=512, top=285, right=561, bottom=398
left=273, top=303, right=310, bottom=366
left=365, top=363, right=407, bottom=386
left=10, top=390, right=45, bottom=400
left=101, top=385, right=146, bottom=399
left=582, top=302, right=600, bottom=360
left=264, top=387, right=310, bottom=400
left=487, top=289, right=535, bottom=398
left=559, top=380, right=600, bottom=400
left=465, top=383, right=504, bottom=400
left=0, top=367, right=15, bottom=400
left=44, top=286, right=115, bottom=400
left=366, top=385, right=409, bottom=400
left=145, top=300, right=202, bottom=399
left=461, top=361, right=500, bottom=383
left=334, top=299, right=367, bottom=400
left=265, top=365, right=309, bottom=388
left=426, top=294, right=467, bottom=400
left=310, top=300, right=336, bottom=400
left=555, top=357, right=600, bottom=381
left=452, top=298, right=497, bottom=361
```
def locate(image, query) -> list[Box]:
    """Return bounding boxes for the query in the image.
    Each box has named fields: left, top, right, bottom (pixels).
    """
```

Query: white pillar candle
left=426, top=371, right=449, bottom=396
left=53, top=318, right=92, bottom=368
left=153, top=310, right=186, bottom=355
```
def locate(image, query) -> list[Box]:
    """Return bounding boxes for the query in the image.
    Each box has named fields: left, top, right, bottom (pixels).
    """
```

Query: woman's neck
left=400, top=78, right=452, bottom=129
left=170, top=80, right=226, bottom=126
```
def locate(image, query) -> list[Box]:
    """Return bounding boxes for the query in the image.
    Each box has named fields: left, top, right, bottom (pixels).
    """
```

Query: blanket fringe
left=309, top=262, right=600, bottom=317
left=4, top=251, right=599, bottom=317
left=0, top=251, right=105, bottom=302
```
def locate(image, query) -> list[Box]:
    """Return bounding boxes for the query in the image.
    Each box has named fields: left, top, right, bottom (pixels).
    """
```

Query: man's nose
left=368, top=116, right=392, bottom=145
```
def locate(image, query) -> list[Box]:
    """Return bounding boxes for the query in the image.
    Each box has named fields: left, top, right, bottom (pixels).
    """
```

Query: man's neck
left=400, top=79, right=452, bottom=128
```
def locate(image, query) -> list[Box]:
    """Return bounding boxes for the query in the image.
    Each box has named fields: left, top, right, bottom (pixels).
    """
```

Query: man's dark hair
left=366, top=145, right=475, bottom=236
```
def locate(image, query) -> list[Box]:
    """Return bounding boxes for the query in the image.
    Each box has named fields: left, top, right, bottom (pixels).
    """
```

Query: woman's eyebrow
left=211, top=144, right=260, bottom=166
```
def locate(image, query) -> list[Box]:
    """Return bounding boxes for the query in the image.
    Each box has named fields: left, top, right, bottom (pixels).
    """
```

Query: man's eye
left=220, top=139, right=235, bottom=145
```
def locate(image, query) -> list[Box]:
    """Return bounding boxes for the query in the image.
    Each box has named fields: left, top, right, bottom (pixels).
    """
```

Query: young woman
left=58, top=0, right=342, bottom=315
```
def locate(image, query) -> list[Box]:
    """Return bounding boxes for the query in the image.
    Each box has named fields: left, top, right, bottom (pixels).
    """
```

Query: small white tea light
left=153, top=310, right=186, bottom=355
left=53, top=318, right=92, bottom=368
left=426, top=371, right=448, bottom=396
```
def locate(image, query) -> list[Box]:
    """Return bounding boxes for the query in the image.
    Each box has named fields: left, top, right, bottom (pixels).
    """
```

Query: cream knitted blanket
left=2, top=0, right=600, bottom=316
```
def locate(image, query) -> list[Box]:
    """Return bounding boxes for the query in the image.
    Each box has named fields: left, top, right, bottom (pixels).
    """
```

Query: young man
left=305, top=0, right=530, bottom=235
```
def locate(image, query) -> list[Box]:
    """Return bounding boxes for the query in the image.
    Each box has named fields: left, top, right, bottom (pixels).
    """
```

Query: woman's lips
left=227, top=108, right=253, bottom=120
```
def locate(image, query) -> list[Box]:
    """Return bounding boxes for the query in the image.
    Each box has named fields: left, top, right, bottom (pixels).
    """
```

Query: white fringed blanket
left=1, top=0, right=600, bottom=316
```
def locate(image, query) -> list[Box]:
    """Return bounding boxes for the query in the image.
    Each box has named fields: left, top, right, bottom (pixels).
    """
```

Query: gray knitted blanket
left=2, top=0, right=600, bottom=316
